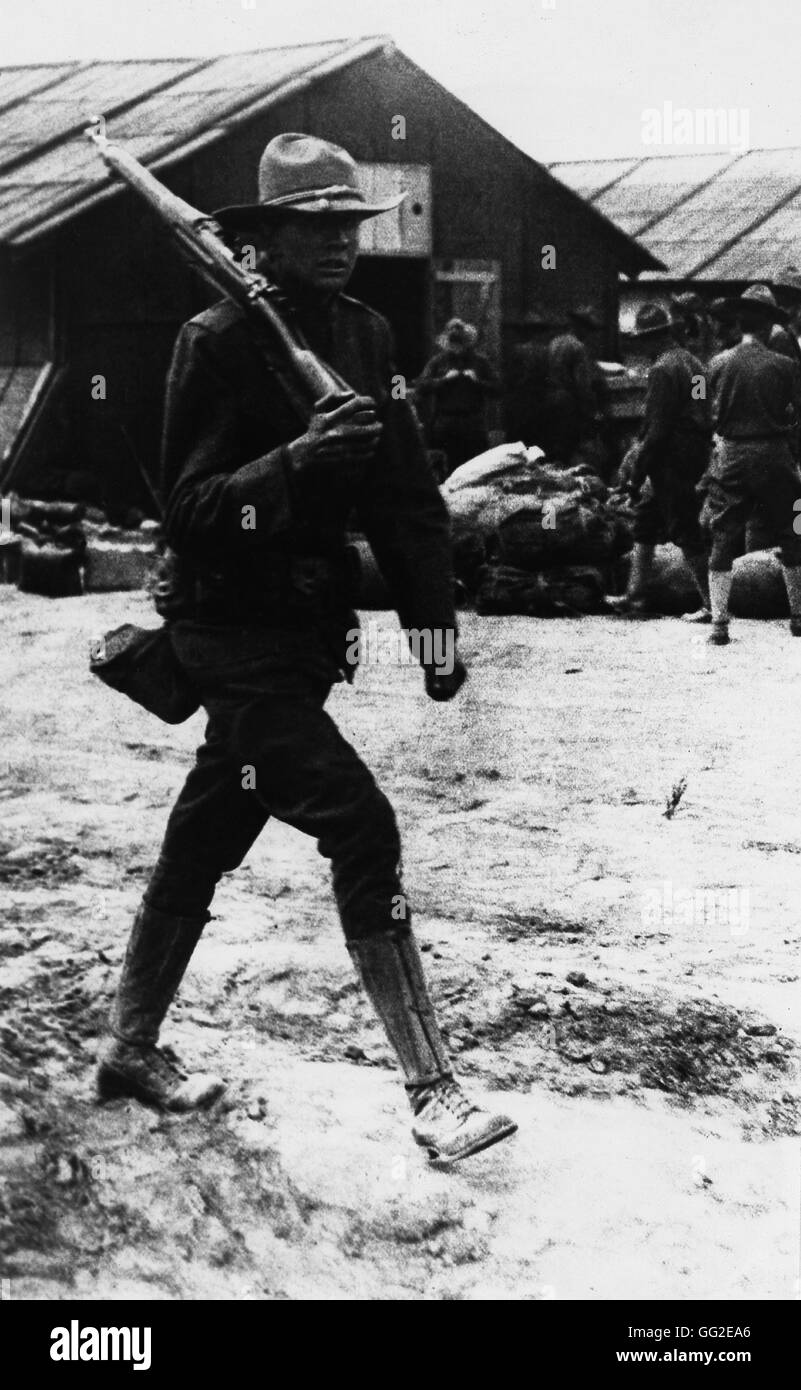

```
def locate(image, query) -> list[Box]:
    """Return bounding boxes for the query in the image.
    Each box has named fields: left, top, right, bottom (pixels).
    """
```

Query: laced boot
left=347, top=927, right=516, bottom=1163
left=410, top=1077, right=517, bottom=1163
left=97, top=902, right=225, bottom=1112
left=97, top=1040, right=224, bottom=1112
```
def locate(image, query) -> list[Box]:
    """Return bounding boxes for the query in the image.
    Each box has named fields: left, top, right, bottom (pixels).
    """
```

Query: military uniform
left=703, top=283, right=801, bottom=644
left=611, top=303, right=711, bottom=618
left=415, top=343, right=498, bottom=476
left=97, top=132, right=516, bottom=1163
left=705, top=339, right=801, bottom=570
left=632, top=344, right=711, bottom=556
left=538, top=327, right=605, bottom=465
left=147, top=292, right=454, bottom=933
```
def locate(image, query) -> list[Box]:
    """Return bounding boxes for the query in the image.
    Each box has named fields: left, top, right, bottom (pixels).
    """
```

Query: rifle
left=84, top=125, right=356, bottom=413
left=84, top=127, right=360, bottom=725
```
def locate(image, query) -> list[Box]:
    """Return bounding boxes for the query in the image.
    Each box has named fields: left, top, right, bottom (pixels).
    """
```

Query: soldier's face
left=260, top=213, right=362, bottom=294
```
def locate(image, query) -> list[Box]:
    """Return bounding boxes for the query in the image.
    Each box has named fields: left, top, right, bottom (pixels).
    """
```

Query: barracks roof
left=548, top=148, right=801, bottom=280
left=0, top=36, right=661, bottom=273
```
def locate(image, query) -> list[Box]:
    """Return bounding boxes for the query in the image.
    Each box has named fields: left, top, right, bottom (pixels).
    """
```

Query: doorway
left=347, top=256, right=431, bottom=381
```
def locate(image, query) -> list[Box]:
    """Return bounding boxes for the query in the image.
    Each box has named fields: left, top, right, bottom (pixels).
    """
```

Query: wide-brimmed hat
left=624, top=302, right=681, bottom=340
left=214, top=132, right=406, bottom=226
left=719, top=284, right=788, bottom=324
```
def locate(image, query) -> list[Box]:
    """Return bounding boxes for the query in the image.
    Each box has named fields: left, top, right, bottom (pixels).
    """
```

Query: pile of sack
left=442, top=443, right=628, bottom=616
left=646, top=543, right=790, bottom=618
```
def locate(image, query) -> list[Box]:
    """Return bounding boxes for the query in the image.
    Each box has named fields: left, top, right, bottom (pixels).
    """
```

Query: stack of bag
left=442, top=443, right=627, bottom=616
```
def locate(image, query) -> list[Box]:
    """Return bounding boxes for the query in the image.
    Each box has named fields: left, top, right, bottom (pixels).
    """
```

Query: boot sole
left=96, top=1065, right=226, bottom=1113
left=417, top=1118, right=518, bottom=1165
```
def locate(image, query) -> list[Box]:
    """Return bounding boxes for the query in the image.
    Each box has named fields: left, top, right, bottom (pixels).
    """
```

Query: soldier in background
left=503, top=307, right=566, bottom=447
left=540, top=305, right=605, bottom=464
left=671, top=290, right=714, bottom=362
left=704, top=285, right=801, bottom=645
left=770, top=267, right=801, bottom=374
left=414, top=318, right=500, bottom=476
left=608, top=303, right=712, bottom=620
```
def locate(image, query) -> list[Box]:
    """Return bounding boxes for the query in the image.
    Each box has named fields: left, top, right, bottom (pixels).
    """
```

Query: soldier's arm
left=356, top=321, right=458, bottom=664
left=638, top=361, right=675, bottom=468
left=161, top=322, right=296, bottom=561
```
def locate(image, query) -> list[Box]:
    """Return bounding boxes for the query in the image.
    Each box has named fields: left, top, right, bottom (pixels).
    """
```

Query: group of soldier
left=611, top=274, right=801, bottom=645
left=417, top=272, right=801, bottom=649
left=414, top=304, right=607, bottom=479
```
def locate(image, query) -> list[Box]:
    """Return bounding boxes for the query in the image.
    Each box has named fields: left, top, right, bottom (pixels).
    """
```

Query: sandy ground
left=0, top=587, right=799, bottom=1301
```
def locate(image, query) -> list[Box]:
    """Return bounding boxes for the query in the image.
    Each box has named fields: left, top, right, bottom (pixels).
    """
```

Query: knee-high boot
left=347, top=927, right=517, bottom=1162
left=97, top=902, right=225, bottom=1111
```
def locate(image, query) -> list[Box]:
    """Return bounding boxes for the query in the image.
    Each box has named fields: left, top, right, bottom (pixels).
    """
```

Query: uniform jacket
left=709, top=339, right=801, bottom=441
left=414, top=348, right=499, bottom=429
left=638, top=344, right=711, bottom=470
left=159, top=293, right=456, bottom=664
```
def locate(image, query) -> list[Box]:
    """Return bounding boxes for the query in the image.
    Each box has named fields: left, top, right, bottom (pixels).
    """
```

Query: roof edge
left=5, top=35, right=393, bottom=246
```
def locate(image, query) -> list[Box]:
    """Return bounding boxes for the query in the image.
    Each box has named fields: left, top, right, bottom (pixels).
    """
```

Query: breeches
left=144, top=623, right=404, bottom=941
left=703, top=438, right=801, bottom=570
left=632, top=436, right=709, bottom=553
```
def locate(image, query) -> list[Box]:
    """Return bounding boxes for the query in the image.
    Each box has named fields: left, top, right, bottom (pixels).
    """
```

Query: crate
left=84, top=538, right=158, bottom=592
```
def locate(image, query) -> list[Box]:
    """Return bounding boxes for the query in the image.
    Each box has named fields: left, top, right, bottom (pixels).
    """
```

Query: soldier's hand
left=618, top=440, right=644, bottom=494
left=287, top=393, right=382, bottom=477
left=424, top=656, right=468, bottom=702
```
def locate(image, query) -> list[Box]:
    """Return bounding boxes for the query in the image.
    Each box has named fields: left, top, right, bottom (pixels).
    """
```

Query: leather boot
left=606, top=543, right=658, bottom=616
left=97, top=903, right=225, bottom=1112
left=347, top=928, right=517, bottom=1163
left=781, top=566, right=801, bottom=634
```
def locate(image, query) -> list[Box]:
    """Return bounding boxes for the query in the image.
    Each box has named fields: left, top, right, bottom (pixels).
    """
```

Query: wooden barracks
left=0, top=36, right=661, bottom=513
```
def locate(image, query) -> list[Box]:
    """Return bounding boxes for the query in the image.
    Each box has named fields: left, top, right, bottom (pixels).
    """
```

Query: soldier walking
left=95, top=133, right=516, bottom=1165
left=704, top=285, right=801, bottom=645
left=609, top=303, right=712, bottom=620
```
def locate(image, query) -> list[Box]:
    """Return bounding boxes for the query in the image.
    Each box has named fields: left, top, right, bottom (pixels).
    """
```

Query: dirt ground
left=0, top=586, right=799, bottom=1301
